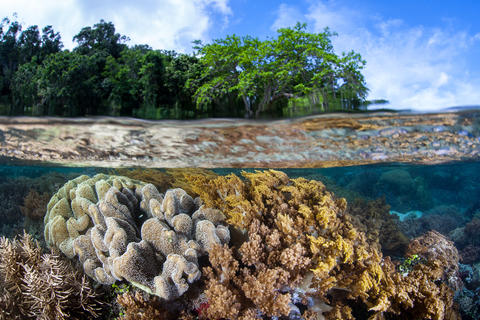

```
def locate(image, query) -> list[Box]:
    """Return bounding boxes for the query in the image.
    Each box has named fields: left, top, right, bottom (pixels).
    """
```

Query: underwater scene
left=3, top=2, right=480, bottom=317
left=1, top=160, right=480, bottom=319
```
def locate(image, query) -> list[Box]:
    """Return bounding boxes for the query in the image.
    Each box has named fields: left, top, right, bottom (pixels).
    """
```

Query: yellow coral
left=166, top=168, right=218, bottom=196
left=186, top=169, right=458, bottom=319
left=110, top=168, right=173, bottom=193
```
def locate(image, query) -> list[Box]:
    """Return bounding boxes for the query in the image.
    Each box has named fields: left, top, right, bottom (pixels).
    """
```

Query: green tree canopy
left=194, top=23, right=368, bottom=118
left=2, top=18, right=373, bottom=119
left=0, top=16, right=62, bottom=111
left=73, top=19, right=128, bottom=58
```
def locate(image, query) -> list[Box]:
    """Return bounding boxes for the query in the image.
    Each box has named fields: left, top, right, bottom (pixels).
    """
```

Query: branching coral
left=20, top=189, right=51, bottom=220
left=20, top=189, right=52, bottom=239
left=186, top=169, right=461, bottom=320
left=0, top=232, right=103, bottom=320
left=44, top=174, right=230, bottom=300
left=166, top=168, right=219, bottom=197
left=116, top=290, right=171, bottom=320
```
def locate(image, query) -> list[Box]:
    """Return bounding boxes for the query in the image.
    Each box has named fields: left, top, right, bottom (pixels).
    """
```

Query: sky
left=2, top=0, right=480, bottom=111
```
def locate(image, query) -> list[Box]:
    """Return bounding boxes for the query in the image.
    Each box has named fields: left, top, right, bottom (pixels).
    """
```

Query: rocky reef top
left=1, top=110, right=480, bottom=167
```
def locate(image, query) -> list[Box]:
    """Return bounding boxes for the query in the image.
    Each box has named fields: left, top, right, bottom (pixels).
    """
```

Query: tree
left=73, top=20, right=128, bottom=58
left=39, top=25, right=63, bottom=60
left=11, top=61, right=39, bottom=114
left=0, top=17, right=22, bottom=103
left=103, top=47, right=144, bottom=116
left=35, top=51, right=105, bottom=116
left=0, top=17, right=63, bottom=113
left=163, top=52, right=205, bottom=118
left=194, top=23, right=368, bottom=118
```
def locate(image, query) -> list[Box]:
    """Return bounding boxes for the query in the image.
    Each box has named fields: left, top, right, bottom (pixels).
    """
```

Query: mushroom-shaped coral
left=44, top=174, right=230, bottom=300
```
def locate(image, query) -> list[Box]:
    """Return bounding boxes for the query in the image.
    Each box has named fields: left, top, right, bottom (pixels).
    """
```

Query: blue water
left=2, top=161, right=479, bottom=224
left=2, top=161, right=479, bottom=238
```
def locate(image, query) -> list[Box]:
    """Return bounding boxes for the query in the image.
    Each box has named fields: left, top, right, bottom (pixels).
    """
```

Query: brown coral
left=0, top=232, right=103, bottom=320
left=187, top=170, right=461, bottom=320
left=406, top=230, right=462, bottom=291
left=116, top=290, right=171, bottom=320
left=20, top=189, right=51, bottom=220
left=166, top=168, right=219, bottom=197
left=112, top=168, right=174, bottom=193
left=347, top=197, right=409, bottom=256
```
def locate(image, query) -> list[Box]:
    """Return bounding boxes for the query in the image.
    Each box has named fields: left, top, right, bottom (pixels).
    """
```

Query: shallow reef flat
left=0, top=109, right=479, bottom=167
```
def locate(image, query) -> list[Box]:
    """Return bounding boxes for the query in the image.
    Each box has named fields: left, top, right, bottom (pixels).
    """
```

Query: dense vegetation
left=0, top=17, right=369, bottom=119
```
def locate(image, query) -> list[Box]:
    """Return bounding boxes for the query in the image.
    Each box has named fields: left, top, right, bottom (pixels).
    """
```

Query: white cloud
left=271, top=3, right=304, bottom=31
left=271, top=2, right=480, bottom=110
left=2, top=0, right=232, bottom=52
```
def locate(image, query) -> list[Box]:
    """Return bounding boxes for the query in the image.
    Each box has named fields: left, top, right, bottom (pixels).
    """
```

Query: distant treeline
left=0, top=17, right=369, bottom=119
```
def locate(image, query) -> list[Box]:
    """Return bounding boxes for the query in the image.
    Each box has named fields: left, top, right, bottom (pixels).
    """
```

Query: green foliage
left=0, top=16, right=62, bottom=112
left=73, top=19, right=128, bottom=58
left=1, top=17, right=370, bottom=119
left=34, top=50, right=107, bottom=116
left=194, top=22, right=368, bottom=118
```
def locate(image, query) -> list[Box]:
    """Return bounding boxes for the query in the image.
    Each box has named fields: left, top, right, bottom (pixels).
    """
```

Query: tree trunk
left=242, top=95, right=252, bottom=118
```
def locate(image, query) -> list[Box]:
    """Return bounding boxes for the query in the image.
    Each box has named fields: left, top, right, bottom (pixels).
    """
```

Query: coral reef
left=116, top=290, right=172, bottom=320
left=20, top=189, right=51, bottom=220
left=397, top=205, right=465, bottom=240
left=165, top=168, right=219, bottom=197
left=0, top=232, right=103, bottom=320
left=464, top=218, right=480, bottom=246
left=457, top=263, right=480, bottom=320
left=375, top=168, right=432, bottom=211
left=406, top=230, right=462, bottom=291
left=377, top=169, right=415, bottom=194
left=110, top=168, right=218, bottom=196
left=0, top=178, right=31, bottom=237
left=0, top=171, right=79, bottom=238
left=186, top=170, right=460, bottom=319
left=115, top=288, right=210, bottom=320
left=44, top=174, right=230, bottom=300
left=20, top=189, right=51, bottom=239
left=449, top=218, right=480, bottom=264
left=347, top=197, right=409, bottom=256
left=111, top=168, right=174, bottom=193
left=460, top=245, right=480, bottom=265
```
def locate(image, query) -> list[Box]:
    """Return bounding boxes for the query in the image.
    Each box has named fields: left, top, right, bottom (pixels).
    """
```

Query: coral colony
left=0, top=170, right=470, bottom=319
left=44, top=174, right=230, bottom=299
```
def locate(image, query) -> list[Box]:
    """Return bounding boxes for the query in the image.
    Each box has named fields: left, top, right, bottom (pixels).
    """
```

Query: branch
left=271, top=92, right=294, bottom=102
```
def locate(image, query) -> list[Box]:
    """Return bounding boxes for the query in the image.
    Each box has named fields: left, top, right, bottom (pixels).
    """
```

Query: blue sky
left=2, top=0, right=480, bottom=110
